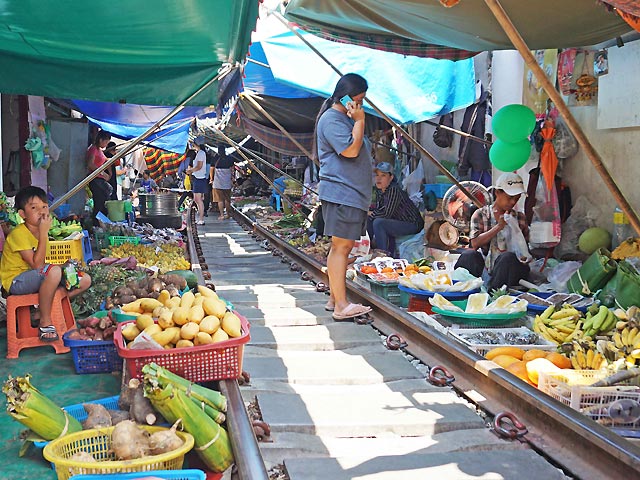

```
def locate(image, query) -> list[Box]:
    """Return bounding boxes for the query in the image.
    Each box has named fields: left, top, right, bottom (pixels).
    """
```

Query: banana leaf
left=597, top=260, right=640, bottom=309
left=567, top=248, right=617, bottom=295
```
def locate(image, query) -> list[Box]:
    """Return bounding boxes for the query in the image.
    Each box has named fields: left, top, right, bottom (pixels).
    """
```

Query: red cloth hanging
left=539, top=119, right=559, bottom=193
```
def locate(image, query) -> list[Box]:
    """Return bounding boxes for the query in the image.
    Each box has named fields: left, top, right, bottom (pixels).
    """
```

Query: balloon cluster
left=489, top=104, right=536, bottom=172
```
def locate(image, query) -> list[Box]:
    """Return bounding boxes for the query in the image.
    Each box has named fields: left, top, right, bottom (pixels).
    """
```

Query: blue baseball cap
left=374, top=162, right=393, bottom=174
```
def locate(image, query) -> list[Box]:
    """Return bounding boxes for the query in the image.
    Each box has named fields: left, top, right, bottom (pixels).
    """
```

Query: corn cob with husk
left=3, top=375, right=82, bottom=440
left=144, top=381, right=234, bottom=472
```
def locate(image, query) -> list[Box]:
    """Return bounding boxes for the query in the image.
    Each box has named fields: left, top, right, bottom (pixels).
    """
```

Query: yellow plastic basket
left=46, top=238, right=85, bottom=265
left=43, top=425, right=194, bottom=480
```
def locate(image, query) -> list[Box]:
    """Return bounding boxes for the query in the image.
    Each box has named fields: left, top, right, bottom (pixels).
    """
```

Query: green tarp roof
left=284, top=0, right=632, bottom=53
left=0, top=0, right=260, bottom=106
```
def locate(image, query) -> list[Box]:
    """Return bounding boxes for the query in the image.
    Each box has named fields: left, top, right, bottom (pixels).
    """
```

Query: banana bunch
left=605, top=326, right=640, bottom=367
left=569, top=340, right=605, bottom=370
left=533, top=305, right=583, bottom=345
left=582, top=305, right=617, bottom=337
left=612, top=305, right=640, bottom=331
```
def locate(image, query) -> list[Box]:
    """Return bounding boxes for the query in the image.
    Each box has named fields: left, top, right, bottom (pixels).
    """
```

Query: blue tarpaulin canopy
left=69, top=100, right=211, bottom=153
left=259, top=30, right=476, bottom=124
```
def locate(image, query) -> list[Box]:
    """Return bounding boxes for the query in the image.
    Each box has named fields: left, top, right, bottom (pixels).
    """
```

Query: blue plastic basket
left=63, top=328, right=122, bottom=375
left=82, top=230, right=93, bottom=263
left=54, top=203, right=71, bottom=218
left=71, top=470, right=206, bottom=480
left=33, top=395, right=120, bottom=450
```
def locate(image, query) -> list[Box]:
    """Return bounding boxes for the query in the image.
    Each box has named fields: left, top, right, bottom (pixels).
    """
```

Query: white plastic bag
left=503, top=213, right=532, bottom=263
left=350, top=231, right=371, bottom=258
left=402, top=161, right=424, bottom=205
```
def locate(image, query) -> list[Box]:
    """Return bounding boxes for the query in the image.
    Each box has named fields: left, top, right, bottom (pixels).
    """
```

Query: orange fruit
left=545, top=352, right=572, bottom=369
left=506, top=361, right=535, bottom=385
left=522, top=349, right=550, bottom=363
left=491, top=354, right=520, bottom=369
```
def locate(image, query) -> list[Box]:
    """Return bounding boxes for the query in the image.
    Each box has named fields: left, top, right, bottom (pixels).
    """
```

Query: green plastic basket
left=431, top=299, right=527, bottom=327
left=108, top=235, right=140, bottom=246
left=368, top=279, right=409, bottom=308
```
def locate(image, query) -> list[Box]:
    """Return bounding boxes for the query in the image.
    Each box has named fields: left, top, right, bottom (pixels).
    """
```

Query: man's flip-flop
left=39, top=325, right=59, bottom=342
left=332, top=303, right=372, bottom=321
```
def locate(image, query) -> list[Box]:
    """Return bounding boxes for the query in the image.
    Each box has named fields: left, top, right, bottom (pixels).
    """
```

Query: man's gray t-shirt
left=317, top=108, right=373, bottom=212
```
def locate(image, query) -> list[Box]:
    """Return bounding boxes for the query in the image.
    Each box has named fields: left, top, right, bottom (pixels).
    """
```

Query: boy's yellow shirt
left=0, top=223, right=39, bottom=292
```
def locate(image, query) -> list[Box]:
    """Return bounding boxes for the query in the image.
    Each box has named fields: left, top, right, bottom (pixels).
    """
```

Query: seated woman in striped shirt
left=367, top=162, right=423, bottom=255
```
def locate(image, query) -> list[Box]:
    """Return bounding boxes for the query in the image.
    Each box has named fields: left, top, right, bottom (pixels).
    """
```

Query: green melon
left=578, top=227, right=611, bottom=254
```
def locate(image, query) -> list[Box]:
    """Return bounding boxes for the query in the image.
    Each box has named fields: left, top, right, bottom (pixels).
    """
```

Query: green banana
left=599, top=310, right=617, bottom=333
left=591, top=306, right=609, bottom=331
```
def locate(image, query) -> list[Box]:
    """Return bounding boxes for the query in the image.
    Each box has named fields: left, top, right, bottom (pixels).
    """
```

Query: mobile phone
left=340, top=95, right=351, bottom=108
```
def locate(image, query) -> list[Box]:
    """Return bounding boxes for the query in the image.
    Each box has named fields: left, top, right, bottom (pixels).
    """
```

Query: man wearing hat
left=455, top=172, right=531, bottom=290
left=368, top=162, right=423, bottom=255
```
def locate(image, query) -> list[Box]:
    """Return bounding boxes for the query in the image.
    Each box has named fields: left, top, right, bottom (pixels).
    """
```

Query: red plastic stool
left=6, top=287, right=75, bottom=358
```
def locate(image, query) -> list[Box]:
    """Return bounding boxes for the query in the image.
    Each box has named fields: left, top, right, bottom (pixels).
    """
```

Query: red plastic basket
left=407, top=295, right=434, bottom=314
left=114, top=313, right=250, bottom=382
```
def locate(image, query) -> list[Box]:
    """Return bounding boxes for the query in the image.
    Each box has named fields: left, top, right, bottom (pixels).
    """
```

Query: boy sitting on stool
left=0, top=187, right=91, bottom=342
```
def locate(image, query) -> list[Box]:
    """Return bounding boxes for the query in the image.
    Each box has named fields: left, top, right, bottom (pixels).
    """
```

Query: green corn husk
left=142, top=362, right=227, bottom=412
left=144, top=382, right=234, bottom=472
left=3, top=375, right=82, bottom=440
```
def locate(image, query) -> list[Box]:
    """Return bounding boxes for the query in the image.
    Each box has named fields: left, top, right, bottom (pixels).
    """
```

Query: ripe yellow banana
left=540, top=305, right=556, bottom=321
left=622, top=328, right=630, bottom=346
left=613, top=331, right=624, bottom=349
left=570, top=354, right=581, bottom=370
left=586, top=349, right=595, bottom=369
left=627, top=327, right=639, bottom=345
left=550, top=308, right=580, bottom=320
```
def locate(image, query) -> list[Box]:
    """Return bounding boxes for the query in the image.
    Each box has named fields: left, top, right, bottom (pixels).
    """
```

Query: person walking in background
left=86, top=130, right=113, bottom=223
left=315, top=73, right=373, bottom=321
left=367, top=162, right=423, bottom=255
left=105, top=142, right=127, bottom=200
left=186, top=137, right=208, bottom=225
left=211, top=144, right=235, bottom=220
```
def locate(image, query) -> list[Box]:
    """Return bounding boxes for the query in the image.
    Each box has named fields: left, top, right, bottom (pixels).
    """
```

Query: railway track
left=186, top=207, right=640, bottom=479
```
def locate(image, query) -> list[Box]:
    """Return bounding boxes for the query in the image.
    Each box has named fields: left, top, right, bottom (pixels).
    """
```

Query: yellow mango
left=140, top=298, right=164, bottom=312
left=198, top=284, right=218, bottom=299
left=136, top=314, right=155, bottom=331
left=193, top=296, right=205, bottom=307
left=212, top=328, right=229, bottom=343
left=121, top=324, right=140, bottom=341
left=164, top=344, right=174, bottom=349
left=157, top=289, right=171, bottom=306
left=164, top=326, right=182, bottom=344
left=152, top=329, right=175, bottom=347
left=199, top=315, right=220, bottom=334
left=122, top=299, right=143, bottom=313
left=157, top=307, right=175, bottom=329
left=188, top=305, right=205, bottom=324
left=180, top=322, right=200, bottom=340
left=165, top=296, right=181, bottom=309
left=152, top=306, right=164, bottom=318
left=221, top=311, right=242, bottom=338
left=180, top=291, right=195, bottom=309
left=194, top=331, right=213, bottom=345
left=172, top=306, right=190, bottom=326
left=176, top=339, right=194, bottom=349
left=203, top=298, right=227, bottom=318
left=143, top=324, right=162, bottom=336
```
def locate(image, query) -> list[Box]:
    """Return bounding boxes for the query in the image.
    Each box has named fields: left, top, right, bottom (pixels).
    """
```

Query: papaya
left=485, top=346, right=525, bottom=361
left=491, top=354, right=520, bottom=369
left=522, top=349, right=550, bottom=363
left=545, top=352, right=572, bottom=369
left=165, top=270, right=198, bottom=290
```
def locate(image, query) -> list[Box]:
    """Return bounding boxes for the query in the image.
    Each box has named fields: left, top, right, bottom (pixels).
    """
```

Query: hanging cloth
left=539, top=118, right=558, bottom=193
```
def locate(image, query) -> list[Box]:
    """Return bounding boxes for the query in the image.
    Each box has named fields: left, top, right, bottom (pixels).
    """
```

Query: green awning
left=0, top=1, right=260, bottom=106
left=284, top=0, right=632, bottom=53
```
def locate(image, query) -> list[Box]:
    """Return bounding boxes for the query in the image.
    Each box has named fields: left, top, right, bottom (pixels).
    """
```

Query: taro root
left=148, top=419, right=184, bottom=455
left=111, top=420, right=150, bottom=460
left=82, top=403, right=112, bottom=429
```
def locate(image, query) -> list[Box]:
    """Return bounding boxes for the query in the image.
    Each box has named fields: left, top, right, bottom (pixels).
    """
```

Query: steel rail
left=185, top=206, right=269, bottom=480
left=233, top=208, right=640, bottom=480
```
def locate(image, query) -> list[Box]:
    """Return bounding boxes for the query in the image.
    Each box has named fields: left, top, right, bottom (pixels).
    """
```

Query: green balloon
left=492, top=104, right=536, bottom=143
left=489, top=139, right=531, bottom=171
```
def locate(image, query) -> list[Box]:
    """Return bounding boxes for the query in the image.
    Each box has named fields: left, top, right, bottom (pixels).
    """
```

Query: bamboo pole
left=270, top=10, right=483, bottom=208
left=212, top=127, right=299, bottom=211
left=484, top=0, right=640, bottom=236
left=241, top=92, right=318, bottom=166
left=50, top=65, right=233, bottom=211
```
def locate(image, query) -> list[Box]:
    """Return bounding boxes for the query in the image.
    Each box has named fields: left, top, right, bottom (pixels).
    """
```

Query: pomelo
left=578, top=227, right=611, bottom=254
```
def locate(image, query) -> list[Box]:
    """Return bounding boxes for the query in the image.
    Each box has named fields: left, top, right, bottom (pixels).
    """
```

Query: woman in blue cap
left=368, top=162, right=423, bottom=254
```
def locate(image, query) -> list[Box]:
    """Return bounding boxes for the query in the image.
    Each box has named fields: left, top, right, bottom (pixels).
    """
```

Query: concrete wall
left=1, top=95, right=21, bottom=195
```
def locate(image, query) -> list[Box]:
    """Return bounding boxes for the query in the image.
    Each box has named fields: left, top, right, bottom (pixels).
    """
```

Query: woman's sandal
left=332, top=303, right=372, bottom=321
left=38, top=325, right=59, bottom=342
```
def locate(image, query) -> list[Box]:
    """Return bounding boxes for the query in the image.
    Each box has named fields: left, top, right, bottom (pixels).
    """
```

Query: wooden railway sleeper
left=491, top=411, right=528, bottom=440
left=427, top=365, right=455, bottom=386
